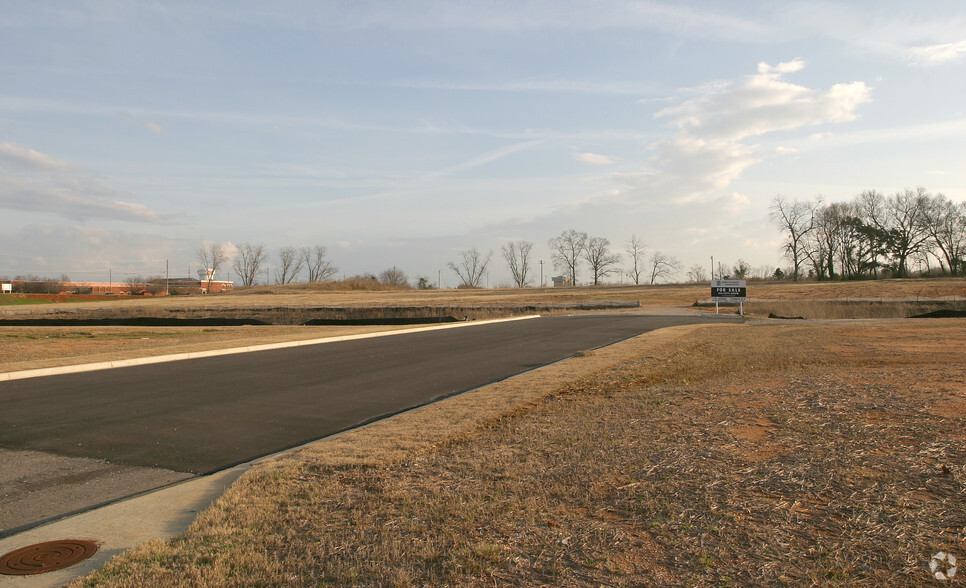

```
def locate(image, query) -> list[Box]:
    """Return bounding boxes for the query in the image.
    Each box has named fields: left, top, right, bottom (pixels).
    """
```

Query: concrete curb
left=0, top=315, right=541, bottom=382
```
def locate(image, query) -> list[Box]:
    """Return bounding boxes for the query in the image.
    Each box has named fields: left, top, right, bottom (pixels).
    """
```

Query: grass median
left=72, top=319, right=966, bottom=587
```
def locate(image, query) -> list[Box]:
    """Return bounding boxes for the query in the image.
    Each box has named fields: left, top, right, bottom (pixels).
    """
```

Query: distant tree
left=197, top=242, right=229, bottom=293
left=232, top=242, right=268, bottom=288
left=773, top=267, right=786, bottom=280
left=125, top=275, right=146, bottom=295
left=584, top=236, right=621, bottom=285
left=416, top=276, right=436, bottom=290
left=379, top=267, right=410, bottom=288
left=686, top=264, right=707, bottom=283
left=732, top=259, right=751, bottom=279
left=448, top=248, right=492, bottom=288
left=300, top=245, right=338, bottom=282
left=273, top=246, right=304, bottom=284
left=648, top=251, right=682, bottom=285
left=548, top=230, right=587, bottom=286
left=770, top=195, right=814, bottom=281
left=882, top=187, right=932, bottom=277
left=502, top=240, right=534, bottom=288
left=923, top=194, right=966, bottom=275
left=625, top=235, right=647, bottom=285
left=145, top=276, right=167, bottom=295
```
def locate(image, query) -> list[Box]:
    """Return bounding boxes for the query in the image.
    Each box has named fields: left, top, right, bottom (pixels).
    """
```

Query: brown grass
left=743, top=299, right=966, bottom=319
left=72, top=320, right=966, bottom=587
left=0, top=325, right=419, bottom=373
left=5, top=277, right=963, bottom=316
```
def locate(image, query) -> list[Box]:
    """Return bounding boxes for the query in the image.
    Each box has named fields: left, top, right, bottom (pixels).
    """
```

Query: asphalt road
left=1, top=314, right=738, bottom=533
left=0, top=314, right=742, bottom=473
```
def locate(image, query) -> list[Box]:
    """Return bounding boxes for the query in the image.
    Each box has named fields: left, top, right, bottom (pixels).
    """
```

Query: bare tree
left=923, top=194, right=966, bottom=275
left=648, top=251, right=681, bottom=285
left=882, top=187, right=932, bottom=277
left=448, top=248, right=492, bottom=288
left=145, top=276, right=166, bottom=295
left=379, top=267, right=410, bottom=288
left=125, top=275, right=146, bottom=295
left=770, top=195, right=815, bottom=281
left=732, top=259, right=751, bottom=279
left=686, top=264, right=707, bottom=283
left=275, top=246, right=305, bottom=284
left=502, top=240, right=534, bottom=288
left=548, top=229, right=587, bottom=286
left=196, top=242, right=228, bottom=293
left=300, top=246, right=338, bottom=282
left=232, top=242, right=267, bottom=288
left=625, top=235, right=647, bottom=285
left=583, top=236, right=621, bottom=285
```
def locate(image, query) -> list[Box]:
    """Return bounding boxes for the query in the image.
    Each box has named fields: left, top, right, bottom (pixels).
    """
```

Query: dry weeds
left=5, top=277, right=963, bottom=317
left=72, top=320, right=966, bottom=587
left=0, top=325, right=416, bottom=373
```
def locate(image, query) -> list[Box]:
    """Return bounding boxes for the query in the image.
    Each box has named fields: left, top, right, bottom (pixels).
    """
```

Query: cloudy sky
left=1, top=1, right=964, bottom=287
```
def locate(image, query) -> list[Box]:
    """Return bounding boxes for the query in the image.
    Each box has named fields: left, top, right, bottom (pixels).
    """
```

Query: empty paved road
left=1, top=313, right=739, bottom=533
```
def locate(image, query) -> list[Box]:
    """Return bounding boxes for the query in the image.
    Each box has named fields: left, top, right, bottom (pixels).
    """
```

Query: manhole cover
left=0, top=539, right=99, bottom=575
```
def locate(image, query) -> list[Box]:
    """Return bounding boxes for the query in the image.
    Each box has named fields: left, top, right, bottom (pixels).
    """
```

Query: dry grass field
left=65, top=318, right=965, bottom=586
left=1, top=279, right=964, bottom=585
left=2, top=278, right=964, bottom=373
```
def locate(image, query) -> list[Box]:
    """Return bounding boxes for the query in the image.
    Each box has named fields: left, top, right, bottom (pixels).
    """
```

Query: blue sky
left=1, top=1, right=964, bottom=287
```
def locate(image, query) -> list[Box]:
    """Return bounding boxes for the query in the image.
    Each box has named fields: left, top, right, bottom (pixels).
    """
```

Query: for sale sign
left=711, top=279, right=747, bottom=302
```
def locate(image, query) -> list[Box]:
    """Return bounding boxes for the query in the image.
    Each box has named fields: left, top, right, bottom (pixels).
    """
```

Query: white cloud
left=655, top=60, right=871, bottom=142
left=0, top=142, right=165, bottom=223
left=0, top=141, right=77, bottom=172
left=757, top=59, right=806, bottom=75
left=573, top=152, right=618, bottom=166
left=908, top=39, right=966, bottom=66
left=773, top=3, right=966, bottom=67
left=613, top=61, right=870, bottom=203
left=718, top=192, right=751, bottom=216
left=0, top=175, right=164, bottom=223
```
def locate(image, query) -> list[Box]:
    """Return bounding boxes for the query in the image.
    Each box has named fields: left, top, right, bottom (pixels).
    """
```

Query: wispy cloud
left=614, top=60, right=871, bottom=201
left=385, top=78, right=661, bottom=96
left=0, top=142, right=166, bottom=223
left=0, top=141, right=77, bottom=172
left=428, top=140, right=543, bottom=177
left=908, top=39, right=966, bottom=66
left=184, top=0, right=768, bottom=39
left=573, top=152, right=618, bottom=166
left=774, top=2, right=966, bottom=68
left=122, top=113, right=164, bottom=134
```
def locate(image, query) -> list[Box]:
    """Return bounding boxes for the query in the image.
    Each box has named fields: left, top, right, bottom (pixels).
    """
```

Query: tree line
left=447, top=231, right=686, bottom=289
left=192, top=231, right=694, bottom=293
left=771, top=187, right=966, bottom=280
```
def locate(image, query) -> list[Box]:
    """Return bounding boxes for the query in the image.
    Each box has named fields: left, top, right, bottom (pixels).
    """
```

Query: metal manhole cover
left=0, top=539, right=99, bottom=575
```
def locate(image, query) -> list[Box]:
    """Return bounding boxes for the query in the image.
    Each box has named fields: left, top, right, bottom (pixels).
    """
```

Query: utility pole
left=540, top=260, right=544, bottom=287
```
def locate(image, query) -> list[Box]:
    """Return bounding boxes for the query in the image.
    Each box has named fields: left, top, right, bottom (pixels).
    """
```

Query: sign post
left=711, top=279, right=747, bottom=315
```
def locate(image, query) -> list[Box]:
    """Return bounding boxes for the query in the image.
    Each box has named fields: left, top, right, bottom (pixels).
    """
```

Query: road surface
left=0, top=313, right=739, bottom=534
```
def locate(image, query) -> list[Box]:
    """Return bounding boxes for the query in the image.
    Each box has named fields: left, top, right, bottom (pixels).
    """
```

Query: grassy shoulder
left=0, top=324, right=419, bottom=373
left=5, top=277, right=964, bottom=315
left=72, top=320, right=966, bottom=586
